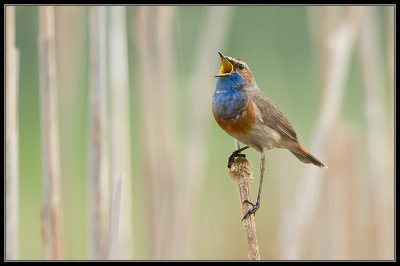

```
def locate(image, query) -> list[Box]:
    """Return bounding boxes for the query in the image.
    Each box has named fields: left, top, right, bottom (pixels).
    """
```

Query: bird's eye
left=238, top=64, right=245, bottom=70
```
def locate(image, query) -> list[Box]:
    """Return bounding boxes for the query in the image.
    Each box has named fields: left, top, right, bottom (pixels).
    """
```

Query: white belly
left=232, top=124, right=282, bottom=153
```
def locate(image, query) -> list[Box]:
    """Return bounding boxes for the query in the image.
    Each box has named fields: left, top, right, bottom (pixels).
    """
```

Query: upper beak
left=215, top=51, right=233, bottom=77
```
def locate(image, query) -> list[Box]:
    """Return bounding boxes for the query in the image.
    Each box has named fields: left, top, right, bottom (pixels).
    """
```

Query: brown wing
left=251, top=89, right=298, bottom=141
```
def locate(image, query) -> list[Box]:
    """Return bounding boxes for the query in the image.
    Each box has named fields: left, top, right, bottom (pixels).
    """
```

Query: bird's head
left=215, top=52, right=255, bottom=85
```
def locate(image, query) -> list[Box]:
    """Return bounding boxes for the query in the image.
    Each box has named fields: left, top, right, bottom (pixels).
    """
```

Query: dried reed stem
left=6, top=5, right=20, bottom=260
left=39, top=6, right=64, bottom=259
left=228, top=157, right=261, bottom=260
left=89, top=6, right=110, bottom=260
left=109, top=6, right=133, bottom=259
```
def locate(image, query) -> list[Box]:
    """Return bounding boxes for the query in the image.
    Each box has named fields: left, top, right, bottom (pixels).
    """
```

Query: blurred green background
left=11, top=5, right=394, bottom=260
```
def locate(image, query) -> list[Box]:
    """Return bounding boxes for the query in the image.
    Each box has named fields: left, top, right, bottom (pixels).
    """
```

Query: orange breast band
left=213, top=101, right=256, bottom=135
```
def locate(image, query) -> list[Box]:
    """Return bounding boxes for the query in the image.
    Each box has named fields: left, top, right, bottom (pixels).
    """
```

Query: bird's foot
left=227, top=153, right=246, bottom=168
left=227, top=146, right=249, bottom=168
left=242, top=200, right=260, bottom=221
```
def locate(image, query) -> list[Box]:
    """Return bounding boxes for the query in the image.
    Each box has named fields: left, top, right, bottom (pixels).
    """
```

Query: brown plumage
left=251, top=88, right=326, bottom=167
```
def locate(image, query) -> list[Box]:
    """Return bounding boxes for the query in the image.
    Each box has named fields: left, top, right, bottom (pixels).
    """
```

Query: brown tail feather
left=290, top=145, right=327, bottom=168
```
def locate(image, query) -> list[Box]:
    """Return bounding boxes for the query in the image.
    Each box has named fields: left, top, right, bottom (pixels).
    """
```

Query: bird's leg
left=234, top=139, right=241, bottom=150
left=227, top=146, right=249, bottom=168
left=242, top=151, right=266, bottom=221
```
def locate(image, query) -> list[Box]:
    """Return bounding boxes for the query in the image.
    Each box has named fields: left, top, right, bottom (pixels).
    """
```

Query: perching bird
left=212, top=52, right=327, bottom=220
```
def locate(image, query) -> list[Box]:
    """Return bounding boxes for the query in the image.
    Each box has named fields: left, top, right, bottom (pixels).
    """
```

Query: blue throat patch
left=212, top=73, right=248, bottom=120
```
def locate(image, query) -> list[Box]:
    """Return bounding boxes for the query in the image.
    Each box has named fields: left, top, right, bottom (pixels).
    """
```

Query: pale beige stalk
left=228, top=157, right=261, bottom=260
left=39, top=6, right=64, bottom=259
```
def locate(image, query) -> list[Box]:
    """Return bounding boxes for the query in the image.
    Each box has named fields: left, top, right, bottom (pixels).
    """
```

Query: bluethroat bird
left=212, top=52, right=327, bottom=220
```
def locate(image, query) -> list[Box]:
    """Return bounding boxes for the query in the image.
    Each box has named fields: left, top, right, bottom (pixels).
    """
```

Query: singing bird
left=212, top=52, right=327, bottom=220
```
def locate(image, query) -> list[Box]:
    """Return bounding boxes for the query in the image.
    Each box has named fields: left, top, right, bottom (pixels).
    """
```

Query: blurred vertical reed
left=387, top=7, right=394, bottom=94
left=154, top=6, right=179, bottom=259
left=54, top=6, right=88, bottom=258
left=134, top=6, right=233, bottom=259
left=279, top=6, right=363, bottom=259
left=387, top=8, right=394, bottom=179
left=135, top=6, right=180, bottom=259
left=386, top=8, right=394, bottom=254
left=39, top=6, right=64, bottom=259
left=108, top=174, right=123, bottom=259
left=324, top=123, right=357, bottom=259
left=6, top=5, right=20, bottom=260
left=135, top=6, right=161, bottom=259
left=172, top=6, right=233, bottom=259
left=357, top=6, right=393, bottom=259
left=108, top=6, right=134, bottom=259
left=88, top=6, right=110, bottom=260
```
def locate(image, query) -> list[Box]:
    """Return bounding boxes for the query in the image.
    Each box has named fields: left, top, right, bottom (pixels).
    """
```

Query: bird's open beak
left=215, top=51, right=233, bottom=77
